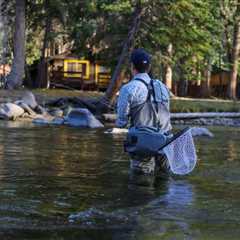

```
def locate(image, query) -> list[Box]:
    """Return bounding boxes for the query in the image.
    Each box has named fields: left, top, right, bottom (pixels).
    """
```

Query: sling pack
left=124, top=126, right=170, bottom=157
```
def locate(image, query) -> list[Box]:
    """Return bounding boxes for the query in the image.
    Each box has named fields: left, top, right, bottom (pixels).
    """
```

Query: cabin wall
left=210, top=72, right=230, bottom=97
left=47, top=58, right=111, bottom=90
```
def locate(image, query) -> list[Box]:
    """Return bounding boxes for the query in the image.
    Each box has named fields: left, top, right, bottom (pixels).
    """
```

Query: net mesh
left=162, top=129, right=197, bottom=175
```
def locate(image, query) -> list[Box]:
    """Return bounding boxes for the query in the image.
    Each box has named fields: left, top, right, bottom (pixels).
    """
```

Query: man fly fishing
left=116, top=48, right=172, bottom=176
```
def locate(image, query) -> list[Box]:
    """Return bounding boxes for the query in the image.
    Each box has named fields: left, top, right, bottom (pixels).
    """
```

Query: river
left=0, top=122, right=239, bottom=239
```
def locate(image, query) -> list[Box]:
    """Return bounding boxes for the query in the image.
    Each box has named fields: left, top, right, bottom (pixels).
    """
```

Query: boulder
left=65, top=108, right=104, bottom=128
left=21, top=91, right=38, bottom=109
left=14, top=101, right=36, bottom=116
left=51, top=117, right=65, bottom=125
left=0, top=103, right=25, bottom=120
left=35, top=105, right=48, bottom=115
left=48, top=108, right=64, bottom=118
left=191, top=127, right=214, bottom=138
left=32, top=118, right=50, bottom=125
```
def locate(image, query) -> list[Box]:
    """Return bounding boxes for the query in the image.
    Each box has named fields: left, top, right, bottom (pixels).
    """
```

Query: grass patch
left=171, top=98, right=240, bottom=113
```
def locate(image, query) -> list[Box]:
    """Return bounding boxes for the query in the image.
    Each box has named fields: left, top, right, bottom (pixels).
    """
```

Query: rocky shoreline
left=102, top=113, right=240, bottom=127
left=0, top=90, right=240, bottom=128
left=172, top=118, right=240, bottom=127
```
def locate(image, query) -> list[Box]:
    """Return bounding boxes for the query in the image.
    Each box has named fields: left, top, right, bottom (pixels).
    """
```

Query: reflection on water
left=0, top=122, right=240, bottom=239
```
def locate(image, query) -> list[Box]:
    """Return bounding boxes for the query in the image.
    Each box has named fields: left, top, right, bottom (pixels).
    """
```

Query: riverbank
left=1, top=89, right=239, bottom=113
left=103, top=113, right=240, bottom=127
left=0, top=89, right=103, bottom=106
left=0, top=89, right=240, bottom=127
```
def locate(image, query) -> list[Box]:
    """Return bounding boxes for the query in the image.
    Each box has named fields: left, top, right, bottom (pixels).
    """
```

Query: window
left=64, top=60, right=90, bottom=78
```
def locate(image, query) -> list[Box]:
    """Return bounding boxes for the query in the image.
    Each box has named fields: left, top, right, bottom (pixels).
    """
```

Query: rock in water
left=32, top=118, right=50, bottom=125
left=66, top=108, right=104, bottom=128
left=48, top=108, right=64, bottom=117
left=15, top=101, right=36, bottom=116
left=191, top=127, right=214, bottom=138
left=0, top=103, right=25, bottom=120
left=21, top=91, right=38, bottom=109
left=51, top=117, right=65, bottom=125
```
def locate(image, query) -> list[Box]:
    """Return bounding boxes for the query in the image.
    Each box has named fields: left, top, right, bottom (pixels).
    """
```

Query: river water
left=0, top=122, right=239, bottom=239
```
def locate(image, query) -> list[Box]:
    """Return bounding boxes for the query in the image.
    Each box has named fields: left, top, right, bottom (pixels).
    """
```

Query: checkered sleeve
left=116, top=85, right=132, bottom=128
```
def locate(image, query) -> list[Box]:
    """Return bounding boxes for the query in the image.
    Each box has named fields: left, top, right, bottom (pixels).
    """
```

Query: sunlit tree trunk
left=6, top=0, right=26, bottom=89
left=164, top=43, right=173, bottom=90
left=228, top=2, right=240, bottom=99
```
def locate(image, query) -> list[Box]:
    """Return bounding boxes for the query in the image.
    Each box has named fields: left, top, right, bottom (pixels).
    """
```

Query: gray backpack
left=129, top=78, right=172, bottom=132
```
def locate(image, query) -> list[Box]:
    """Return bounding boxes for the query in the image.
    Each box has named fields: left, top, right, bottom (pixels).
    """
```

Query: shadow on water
left=68, top=178, right=195, bottom=239
left=0, top=123, right=240, bottom=239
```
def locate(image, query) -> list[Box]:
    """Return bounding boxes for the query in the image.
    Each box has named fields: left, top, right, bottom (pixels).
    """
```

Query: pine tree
left=5, top=0, right=26, bottom=89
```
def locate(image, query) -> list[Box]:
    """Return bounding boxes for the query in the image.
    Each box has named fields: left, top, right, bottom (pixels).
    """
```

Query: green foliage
left=135, top=0, right=223, bottom=81
left=2, top=0, right=239, bottom=91
left=61, top=0, right=136, bottom=72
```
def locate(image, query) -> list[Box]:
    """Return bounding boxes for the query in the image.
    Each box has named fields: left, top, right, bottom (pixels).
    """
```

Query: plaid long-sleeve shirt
left=116, top=73, right=170, bottom=128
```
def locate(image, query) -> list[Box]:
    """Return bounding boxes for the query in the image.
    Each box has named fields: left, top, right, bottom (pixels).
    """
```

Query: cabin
left=0, top=64, right=11, bottom=87
left=36, top=54, right=112, bottom=90
left=48, top=55, right=111, bottom=90
left=186, top=68, right=239, bottom=98
left=210, top=69, right=231, bottom=97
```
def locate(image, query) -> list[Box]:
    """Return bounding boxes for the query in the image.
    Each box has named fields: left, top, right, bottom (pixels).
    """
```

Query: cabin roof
left=47, top=52, right=82, bottom=62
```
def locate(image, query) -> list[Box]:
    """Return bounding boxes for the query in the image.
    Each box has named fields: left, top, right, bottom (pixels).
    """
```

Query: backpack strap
left=134, top=78, right=161, bottom=128
left=134, top=78, right=149, bottom=89
left=134, top=78, right=153, bottom=100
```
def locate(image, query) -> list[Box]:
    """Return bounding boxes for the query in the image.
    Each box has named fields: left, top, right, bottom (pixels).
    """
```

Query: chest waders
left=125, top=78, right=172, bottom=175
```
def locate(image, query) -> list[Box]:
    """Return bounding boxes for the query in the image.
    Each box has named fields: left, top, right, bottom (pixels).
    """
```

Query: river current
left=0, top=121, right=239, bottom=239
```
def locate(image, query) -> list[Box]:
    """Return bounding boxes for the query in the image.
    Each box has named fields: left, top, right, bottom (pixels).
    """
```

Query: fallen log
left=170, top=112, right=240, bottom=119
left=45, top=97, right=97, bottom=113
left=103, top=112, right=240, bottom=122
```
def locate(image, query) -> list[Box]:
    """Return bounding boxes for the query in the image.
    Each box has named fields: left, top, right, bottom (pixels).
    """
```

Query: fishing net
left=162, top=128, right=197, bottom=175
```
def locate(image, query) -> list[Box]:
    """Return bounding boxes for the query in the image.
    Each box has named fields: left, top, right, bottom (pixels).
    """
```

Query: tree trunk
left=164, top=43, right=173, bottom=90
left=0, top=0, right=8, bottom=87
left=178, top=58, right=188, bottom=97
left=5, top=0, right=26, bottom=90
left=0, top=0, right=8, bottom=65
left=100, top=2, right=144, bottom=109
left=220, top=2, right=233, bottom=63
left=228, top=2, right=240, bottom=99
left=178, top=79, right=188, bottom=97
left=37, top=0, right=51, bottom=88
left=200, top=59, right=211, bottom=98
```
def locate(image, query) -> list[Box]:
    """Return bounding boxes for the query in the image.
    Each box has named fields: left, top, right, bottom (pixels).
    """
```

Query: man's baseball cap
left=130, top=48, right=151, bottom=67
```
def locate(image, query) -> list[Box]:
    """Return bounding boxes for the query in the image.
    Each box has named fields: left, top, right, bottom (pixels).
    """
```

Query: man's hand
left=104, top=128, right=128, bottom=134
